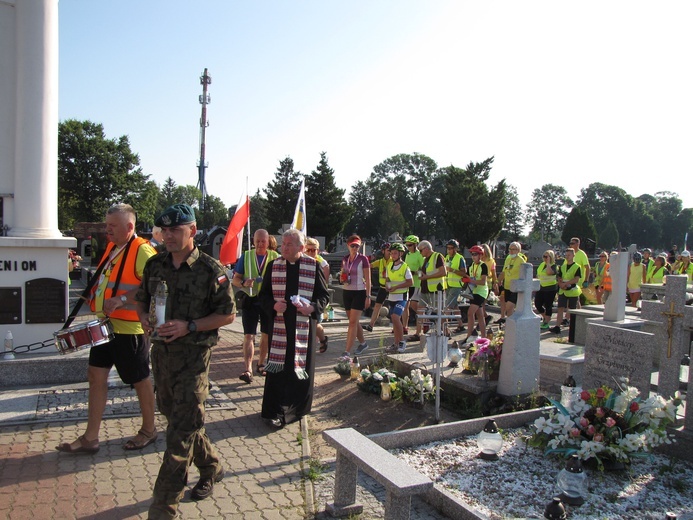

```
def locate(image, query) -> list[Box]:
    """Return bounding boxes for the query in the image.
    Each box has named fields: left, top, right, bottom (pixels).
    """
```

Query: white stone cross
left=604, top=251, right=629, bottom=322
left=498, top=263, right=541, bottom=396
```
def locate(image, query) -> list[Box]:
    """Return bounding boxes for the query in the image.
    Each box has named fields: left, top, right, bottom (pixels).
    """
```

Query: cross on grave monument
left=497, top=263, right=541, bottom=396
left=604, top=251, right=629, bottom=322
left=641, top=275, right=693, bottom=399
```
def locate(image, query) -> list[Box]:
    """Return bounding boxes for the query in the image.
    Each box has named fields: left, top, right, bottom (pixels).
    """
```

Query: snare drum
left=54, top=318, right=115, bottom=355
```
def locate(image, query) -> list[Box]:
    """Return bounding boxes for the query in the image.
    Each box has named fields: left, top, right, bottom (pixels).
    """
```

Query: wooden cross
left=661, top=301, right=684, bottom=358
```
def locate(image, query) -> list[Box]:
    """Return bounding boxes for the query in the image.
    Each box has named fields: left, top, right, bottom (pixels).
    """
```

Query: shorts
left=445, top=286, right=462, bottom=309
left=557, top=294, right=579, bottom=310
left=374, top=287, right=388, bottom=305
left=89, top=333, right=150, bottom=385
left=628, top=288, right=641, bottom=294
left=343, top=289, right=367, bottom=311
left=408, top=286, right=421, bottom=302
left=469, top=293, right=487, bottom=307
left=503, top=289, right=518, bottom=305
left=241, top=296, right=270, bottom=336
left=388, top=300, right=407, bottom=317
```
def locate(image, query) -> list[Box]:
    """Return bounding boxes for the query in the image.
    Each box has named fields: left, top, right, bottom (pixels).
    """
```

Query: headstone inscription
left=497, top=263, right=541, bottom=396
left=583, top=323, right=654, bottom=396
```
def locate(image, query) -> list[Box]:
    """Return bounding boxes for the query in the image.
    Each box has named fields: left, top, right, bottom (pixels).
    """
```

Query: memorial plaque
left=25, top=278, right=66, bottom=323
left=583, top=322, right=653, bottom=395
left=0, top=287, right=22, bottom=324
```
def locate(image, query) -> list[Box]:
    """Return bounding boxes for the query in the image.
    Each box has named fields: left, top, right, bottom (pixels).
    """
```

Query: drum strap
left=62, top=235, right=135, bottom=330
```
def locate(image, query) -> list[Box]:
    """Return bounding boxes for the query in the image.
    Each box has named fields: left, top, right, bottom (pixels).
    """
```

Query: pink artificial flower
left=605, top=417, right=617, bottom=428
left=596, top=388, right=606, bottom=399
left=593, top=433, right=604, bottom=443
left=570, top=428, right=581, bottom=438
left=630, top=402, right=639, bottom=413
left=580, top=390, right=591, bottom=401
left=586, top=425, right=596, bottom=436
left=579, top=417, right=590, bottom=428
left=595, top=407, right=605, bottom=418
left=474, top=338, right=491, bottom=349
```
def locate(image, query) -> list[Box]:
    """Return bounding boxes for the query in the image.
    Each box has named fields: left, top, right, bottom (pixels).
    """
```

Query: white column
left=9, top=0, right=61, bottom=238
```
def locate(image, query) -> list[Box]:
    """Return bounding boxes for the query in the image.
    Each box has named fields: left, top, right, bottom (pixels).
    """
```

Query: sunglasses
left=543, top=255, right=549, bottom=258
left=405, top=243, right=415, bottom=247
left=349, top=244, right=360, bottom=248
left=306, top=248, right=317, bottom=252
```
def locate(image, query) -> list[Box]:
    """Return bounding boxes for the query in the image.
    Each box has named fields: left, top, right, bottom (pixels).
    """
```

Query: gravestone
left=641, top=275, right=693, bottom=398
left=604, top=251, right=628, bottom=322
left=497, top=263, right=541, bottom=396
left=583, top=323, right=654, bottom=395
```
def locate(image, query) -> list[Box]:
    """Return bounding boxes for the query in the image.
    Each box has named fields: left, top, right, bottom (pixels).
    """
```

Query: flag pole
left=245, top=177, right=251, bottom=251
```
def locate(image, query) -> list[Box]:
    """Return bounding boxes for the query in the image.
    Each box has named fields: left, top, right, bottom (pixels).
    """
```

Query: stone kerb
left=583, top=322, right=653, bottom=395
left=497, top=263, right=540, bottom=396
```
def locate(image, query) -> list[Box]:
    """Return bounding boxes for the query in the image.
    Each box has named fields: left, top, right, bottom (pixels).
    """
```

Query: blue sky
left=59, top=1, right=693, bottom=215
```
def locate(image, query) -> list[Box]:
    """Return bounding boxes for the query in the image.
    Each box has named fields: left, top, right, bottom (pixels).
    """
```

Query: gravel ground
left=394, top=427, right=693, bottom=520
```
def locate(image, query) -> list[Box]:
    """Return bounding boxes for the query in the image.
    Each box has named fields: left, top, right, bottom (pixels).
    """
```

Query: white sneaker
left=397, top=343, right=407, bottom=353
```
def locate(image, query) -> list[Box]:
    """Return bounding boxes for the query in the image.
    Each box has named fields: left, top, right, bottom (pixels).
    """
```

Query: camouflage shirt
left=136, top=247, right=235, bottom=348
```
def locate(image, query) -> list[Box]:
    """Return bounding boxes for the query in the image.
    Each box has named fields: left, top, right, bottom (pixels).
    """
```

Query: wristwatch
left=120, top=295, right=127, bottom=303
left=187, top=320, right=197, bottom=333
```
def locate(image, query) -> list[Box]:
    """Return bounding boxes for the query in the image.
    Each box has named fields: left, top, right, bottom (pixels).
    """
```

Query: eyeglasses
left=349, top=244, right=360, bottom=248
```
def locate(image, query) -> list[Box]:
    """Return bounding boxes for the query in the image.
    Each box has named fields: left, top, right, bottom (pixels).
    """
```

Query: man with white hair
left=417, top=240, right=448, bottom=311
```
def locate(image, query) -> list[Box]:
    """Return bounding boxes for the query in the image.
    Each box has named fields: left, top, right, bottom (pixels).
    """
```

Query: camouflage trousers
left=148, top=342, right=221, bottom=519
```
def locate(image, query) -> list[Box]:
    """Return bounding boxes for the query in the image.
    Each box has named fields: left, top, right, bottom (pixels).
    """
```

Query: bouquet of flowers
left=333, top=355, right=352, bottom=376
left=470, top=333, right=503, bottom=377
left=397, top=368, right=435, bottom=404
left=357, top=367, right=398, bottom=395
left=528, top=379, right=682, bottom=470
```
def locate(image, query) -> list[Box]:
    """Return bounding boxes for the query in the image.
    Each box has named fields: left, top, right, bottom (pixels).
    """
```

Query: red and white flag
left=219, top=191, right=249, bottom=266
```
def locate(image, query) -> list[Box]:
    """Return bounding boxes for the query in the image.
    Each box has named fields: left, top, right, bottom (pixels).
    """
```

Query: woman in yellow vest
left=363, top=243, right=392, bottom=332
left=645, top=254, right=669, bottom=284
left=675, top=250, right=693, bottom=282
left=593, top=252, right=609, bottom=304
left=496, top=242, right=526, bottom=323
left=384, top=243, right=413, bottom=353
left=627, top=251, right=645, bottom=308
left=305, top=237, right=331, bottom=353
left=535, top=250, right=557, bottom=330
left=444, top=239, right=467, bottom=333
left=464, top=245, right=489, bottom=342
left=481, top=243, right=497, bottom=326
left=550, top=249, right=582, bottom=334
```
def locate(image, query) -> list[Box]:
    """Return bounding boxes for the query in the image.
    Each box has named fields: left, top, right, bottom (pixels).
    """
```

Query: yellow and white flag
left=291, top=178, right=307, bottom=235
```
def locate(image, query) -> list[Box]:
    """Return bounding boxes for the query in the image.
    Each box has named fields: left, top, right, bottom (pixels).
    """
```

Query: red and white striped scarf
left=266, top=256, right=317, bottom=379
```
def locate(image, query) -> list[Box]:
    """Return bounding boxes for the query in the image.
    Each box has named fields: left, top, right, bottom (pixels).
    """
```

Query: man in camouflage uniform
left=135, top=204, right=235, bottom=520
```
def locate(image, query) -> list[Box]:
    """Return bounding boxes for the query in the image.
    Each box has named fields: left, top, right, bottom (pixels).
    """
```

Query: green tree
left=439, top=157, right=506, bottom=247
left=671, top=208, right=693, bottom=251
left=159, top=177, right=178, bottom=210
left=305, top=152, right=353, bottom=249
left=173, top=185, right=202, bottom=208
left=125, top=180, right=160, bottom=230
left=264, top=157, right=302, bottom=234
left=58, top=119, right=153, bottom=229
left=561, top=207, right=598, bottom=252
left=370, top=153, right=441, bottom=237
left=500, top=184, right=524, bottom=241
left=248, top=189, right=270, bottom=235
left=576, top=183, right=635, bottom=244
left=525, top=184, right=573, bottom=243
left=598, top=220, right=619, bottom=250
left=198, top=194, right=229, bottom=230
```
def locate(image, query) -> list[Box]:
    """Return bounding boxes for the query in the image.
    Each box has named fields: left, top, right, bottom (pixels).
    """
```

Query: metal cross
left=661, top=301, right=684, bottom=358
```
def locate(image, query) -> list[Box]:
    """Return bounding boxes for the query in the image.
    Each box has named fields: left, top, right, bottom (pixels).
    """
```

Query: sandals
left=123, top=428, right=158, bottom=451
left=319, top=336, right=329, bottom=353
left=56, top=434, right=100, bottom=454
left=256, top=363, right=267, bottom=377
left=239, top=371, right=253, bottom=384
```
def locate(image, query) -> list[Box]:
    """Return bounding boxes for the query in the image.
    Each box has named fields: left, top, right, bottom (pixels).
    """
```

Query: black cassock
left=259, top=257, right=329, bottom=424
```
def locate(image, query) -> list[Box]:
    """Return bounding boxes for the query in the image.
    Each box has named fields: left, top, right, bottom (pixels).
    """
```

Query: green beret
left=155, top=204, right=196, bottom=227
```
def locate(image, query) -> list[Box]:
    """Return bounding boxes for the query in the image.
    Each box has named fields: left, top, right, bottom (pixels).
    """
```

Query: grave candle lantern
left=556, top=454, right=588, bottom=506
left=477, top=419, right=503, bottom=460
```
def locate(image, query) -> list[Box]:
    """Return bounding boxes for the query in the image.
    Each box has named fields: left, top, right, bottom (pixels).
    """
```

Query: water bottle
left=154, top=281, right=168, bottom=329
